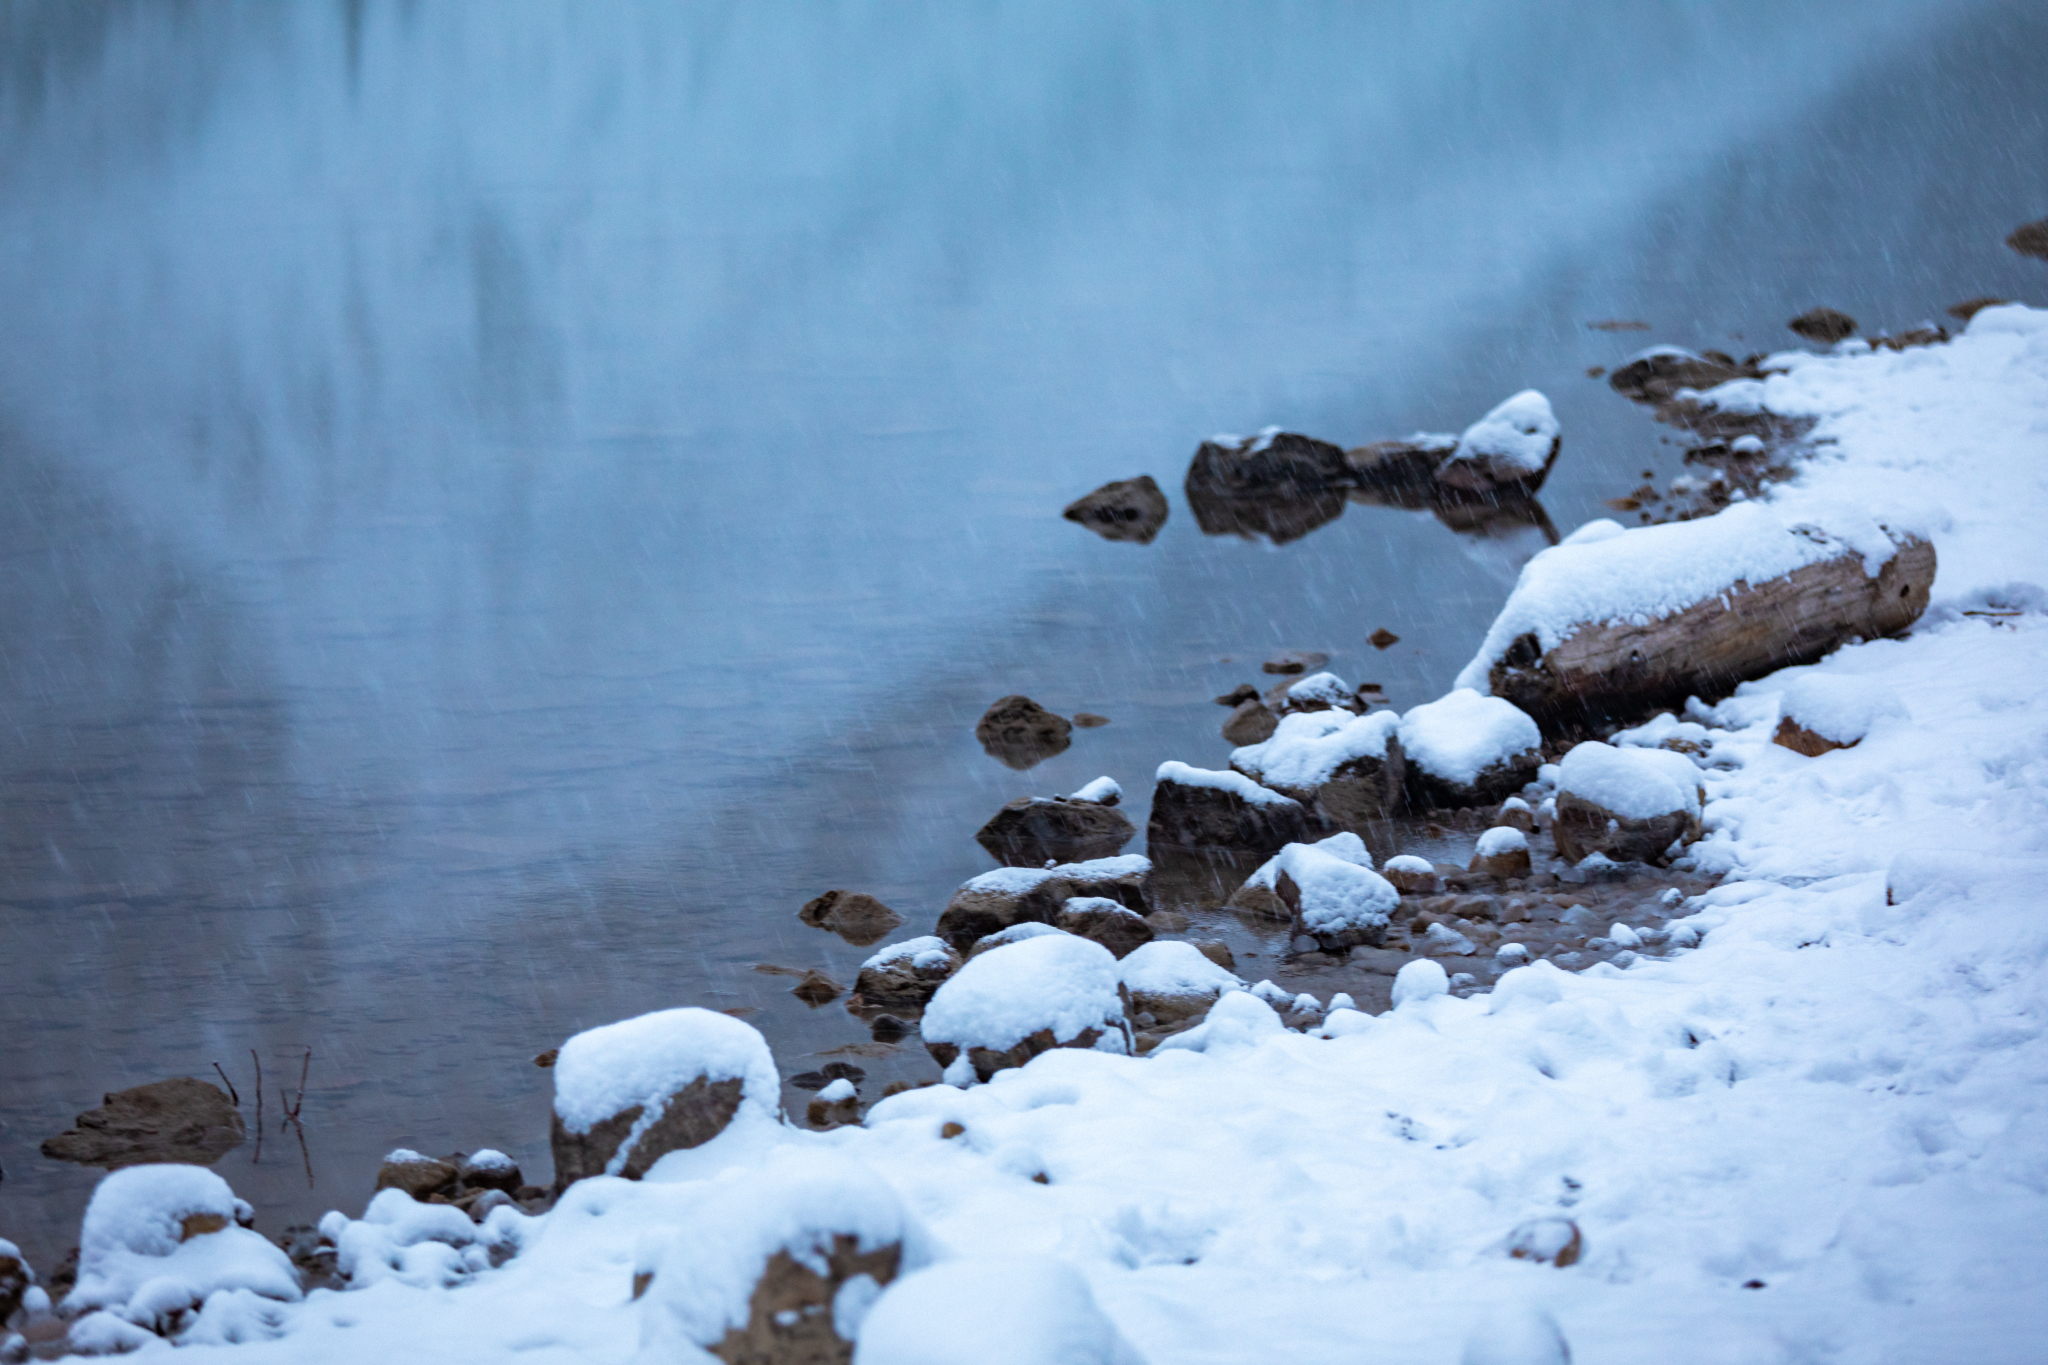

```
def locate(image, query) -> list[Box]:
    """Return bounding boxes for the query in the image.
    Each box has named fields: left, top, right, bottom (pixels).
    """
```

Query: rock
left=1230, top=708, right=1405, bottom=830
left=1369, top=627, right=1400, bottom=649
left=974, top=696, right=1073, bottom=770
left=1462, top=506, right=1935, bottom=732
left=869, top=1015, right=910, bottom=1042
left=966, top=922, right=1073, bottom=959
left=1434, top=391, right=1561, bottom=497
left=1147, top=761, right=1315, bottom=856
left=1263, top=649, right=1329, bottom=675
left=0, top=1240, right=33, bottom=1329
left=1214, top=683, right=1261, bottom=707
left=40, top=1077, right=245, bottom=1169
left=458, top=1150, right=523, bottom=1192
left=549, top=1008, right=777, bottom=1191
left=1344, top=437, right=1452, bottom=505
left=922, top=934, right=1130, bottom=1083
left=374, top=1149, right=459, bottom=1200
left=850, top=937, right=963, bottom=1011
left=1771, top=673, right=1908, bottom=755
left=796, top=890, right=904, bottom=947
left=1608, top=348, right=1756, bottom=406
left=1495, top=796, right=1536, bottom=833
left=1072, top=712, right=1111, bottom=728
left=805, top=1079, right=861, bottom=1130
left=1469, top=826, right=1532, bottom=879
left=1192, top=940, right=1236, bottom=972
left=1143, top=909, right=1188, bottom=932
left=1398, top=690, right=1543, bottom=807
left=934, top=855, right=1152, bottom=953
left=1948, top=296, right=2010, bottom=321
left=1185, top=429, right=1350, bottom=545
left=791, top=969, right=845, bottom=1005
left=1550, top=742, right=1703, bottom=867
left=1220, top=698, right=1279, bottom=745
left=2005, top=217, right=2048, bottom=261
left=1272, top=670, right=1361, bottom=716
left=1062, top=476, right=1169, bottom=544
left=1788, top=307, right=1859, bottom=344
left=1054, top=896, right=1155, bottom=958
left=1067, top=775, right=1121, bottom=804
left=974, top=796, right=1136, bottom=866
left=1379, top=854, right=1439, bottom=895
left=1504, top=1217, right=1583, bottom=1267
left=1254, top=838, right=1400, bottom=953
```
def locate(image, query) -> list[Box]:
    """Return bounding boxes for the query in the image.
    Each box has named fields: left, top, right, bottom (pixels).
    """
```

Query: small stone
left=1262, top=650, right=1330, bottom=675
left=1214, top=683, right=1261, bottom=707
left=1072, top=712, right=1110, bottom=728
left=940, top=1121, right=966, bottom=1139
left=1788, top=307, right=1858, bottom=344
left=975, top=696, right=1073, bottom=770
left=797, top=890, right=905, bottom=947
left=1379, top=855, right=1439, bottom=896
left=791, top=969, right=845, bottom=1005
left=1470, top=827, right=1532, bottom=879
left=1220, top=698, right=1279, bottom=746
left=1055, top=897, right=1155, bottom=958
left=1192, top=940, right=1236, bottom=972
left=805, top=1081, right=860, bottom=1130
left=1504, top=1217, right=1583, bottom=1267
left=852, top=939, right=964, bottom=1010
left=869, top=1015, right=910, bottom=1043
left=2007, top=218, right=2048, bottom=261
left=1368, top=628, right=1400, bottom=649
left=458, top=1150, right=523, bottom=1192
left=375, top=1151, right=459, bottom=1200
left=533, top=1048, right=559, bottom=1068
left=1495, top=796, right=1536, bottom=833
left=1062, top=475, right=1170, bottom=544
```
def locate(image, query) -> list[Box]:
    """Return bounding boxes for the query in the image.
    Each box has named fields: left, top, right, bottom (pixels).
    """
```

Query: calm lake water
left=2, top=0, right=2044, bottom=1266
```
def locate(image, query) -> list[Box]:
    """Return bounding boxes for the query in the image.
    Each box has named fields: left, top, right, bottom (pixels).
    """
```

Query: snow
left=1382, top=853, right=1434, bottom=876
left=1282, top=671, right=1355, bottom=707
left=921, top=932, right=1128, bottom=1057
left=1766, top=671, right=1909, bottom=745
left=853, top=1257, right=1145, bottom=1365
left=1229, top=709, right=1399, bottom=791
left=818, top=1078, right=857, bottom=1103
left=1389, top=958, right=1449, bottom=1007
left=551, top=1007, right=780, bottom=1139
left=1556, top=741, right=1700, bottom=819
left=1398, top=689, right=1541, bottom=786
left=1153, top=760, right=1298, bottom=807
left=1117, top=940, right=1243, bottom=1001
left=1237, top=839, right=1398, bottom=936
left=861, top=936, right=956, bottom=972
left=971, top=922, right=1071, bottom=954
left=962, top=855, right=1151, bottom=896
left=464, top=1150, right=516, bottom=1175
left=1445, top=389, right=1559, bottom=476
left=1069, top=776, right=1122, bottom=803
left=1150, top=987, right=1283, bottom=1055
left=1474, top=826, right=1527, bottom=856
left=320, top=1189, right=530, bottom=1292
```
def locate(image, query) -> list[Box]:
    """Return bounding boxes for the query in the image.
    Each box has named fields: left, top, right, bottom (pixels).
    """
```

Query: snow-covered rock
left=921, top=933, right=1130, bottom=1083
left=1389, top=958, right=1449, bottom=1007
left=1398, top=689, right=1542, bottom=807
left=1468, top=825, right=1531, bottom=878
left=935, top=855, right=1152, bottom=953
left=1053, top=896, right=1154, bottom=959
left=1551, top=741, right=1703, bottom=866
left=1151, top=986, right=1284, bottom=1055
left=965, top=922, right=1072, bottom=959
left=852, top=936, right=964, bottom=1010
left=1379, top=852, right=1440, bottom=895
left=1229, top=708, right=1405, bottom=827
left=853, top=1257, right=1147, bottom=1365
left=1068, top=775, right=1122, bottom=804
left=1147, top=761, right=1313, bottom=855
left=974, top=794, right=1136, bottom=867
left=1275, top=670, right=1358, bottom=714
left=320, top=1188, right=530, bottom=1292
left=1435, top=389, right=1560, bottom=494
left=374, top=1150, right=457, bottom=1200
left=1117, top=940, right=1245, bottom=1023
left=1227, top=830, right=1374, bottom=919
left=1227, top=836, right=1397, bottom=951
left=1769, top=672, right=1908, bottom=754
left=62, top=1166, right=299, bottom=1344
left=549, top=1007, right=780, bottom=1189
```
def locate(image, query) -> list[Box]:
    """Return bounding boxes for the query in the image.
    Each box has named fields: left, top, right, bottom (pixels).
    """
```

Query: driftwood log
left=1484, top=534, right=1935, bottom=731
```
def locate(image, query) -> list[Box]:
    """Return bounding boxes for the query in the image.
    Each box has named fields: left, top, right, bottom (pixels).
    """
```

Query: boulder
left=1397, top=690, right=1542, bottom=808
left=975, top=696, right=1073, bottom=770
left=922, top=934, right=1130, bottom=1083
left=1147, top=761, right=1315, bottom=856
left=1344, top=436, right=1453, bottom=506
left=1380, top=854, right=1440, bottom=895
left=373, top=1149, right=458, bottom=1200
left=1230, top=835, right=1397, bottom=952
left=850, top=937, right=963, bottom=1011
left=1770, top=673, right=1907, bottom=755
left=1469, top=826, right=1532, bottom=879
left=1117, top=940, right=1244, bottom=1023
left=1262, top=649, right=1330, bottom=675
left=1227, top=830, right=1373, bottom=919
left=1062, top=476, right=1169, bottom=544
left=1607, top=347, right=1757, bottom=406
left=1230, top=708, right=1404, bottom=830
left=549, top=1008, right=778, bottom=1190
left=1550, top=742, right=1703, bottom=867
left=1788, top=308, right=1859, bottom=344
left=797, top=890, right=904, bottom=947
left=934, top=855, right=1152, bottom=953
left=1220, top=698, right=1279, bottom=745
left=1192, top=940, right=1237, bottom=972
left=1054, top=896, right=1154, bottom=958
left=1184, top=429, right=1349, bottom=545
left=1457, top=502, right=1934, bottom=732
left=40, top=1078, right=245, bottom=1170
left=974, top=796, right=1135, bottom=867
left=2004, top=217, right=2048, bottom=261
left=1433, top=390, right=1560, bottom=498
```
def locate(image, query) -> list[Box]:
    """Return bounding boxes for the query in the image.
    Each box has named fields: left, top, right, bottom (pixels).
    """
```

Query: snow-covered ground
left=20, top=307, right=2048, bottom=1362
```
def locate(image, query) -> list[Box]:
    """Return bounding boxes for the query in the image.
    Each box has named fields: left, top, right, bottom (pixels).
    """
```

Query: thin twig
left=211, top=1062, right=240, bottom=1107
left=251, top=1048, right=264, bottom=1165
left=281, top=1047, right=310, bottom=1134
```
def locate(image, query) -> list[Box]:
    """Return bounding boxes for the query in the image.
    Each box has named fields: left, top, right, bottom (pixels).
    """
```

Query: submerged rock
left=975, top=696, right=1073, bottom=770
left=1148, top=761, right=1315, bottom=856
left=1185, top=429, right=1349, bottom=544
left=1262, top=649, right=1330, bottom=675
left=797, top=890, right=904, bottom=947
left=974, top=795, right=1136, bottom=867
left=791, top=969, right=845, bottom=1005
left=40, top=1078, right=245, bottom=1170
left=1788, top=307, right=1859, bottom=344
left=1062, top=475, right=1170, bottom=544
left=2005, top=217, right=2048, bottom=261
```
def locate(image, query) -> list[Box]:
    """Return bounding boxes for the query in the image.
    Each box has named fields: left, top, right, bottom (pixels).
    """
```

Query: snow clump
left=1398, top=689, right=1541, bottom=786
left=1230, top=709, right=1399, bottom=793
left=1390, top=959, right=1449, bottom=1007
left=1445, top=389, right=1559, bottom=478
left=319, top=1188, right=529, bottom=1291
left=861, top=936, right=956, bottom=973
left=1068, top=775, right=1122, bottom=803
left=1475, top=826, right=1527, bottom=857
left=1556, top=742, right=1700, bottom=820
left=1118, top=940, right=1244, bottom=1020
left=1770, top=671, right=1908, bottom=746
left=552, top=1007, right=780, bottom=1141
left=922, top=933, right=1129, bottom=1061
left=1153, top=760, right=1298, bottom=807
left=854, top=1256, right=1146, bottom=1365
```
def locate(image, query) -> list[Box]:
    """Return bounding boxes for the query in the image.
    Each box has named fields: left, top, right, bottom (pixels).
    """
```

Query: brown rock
left=974, top=696, right=1073, bottom=770
left=1608, top=350, right=1756, bottom=406
left=551, top=1074, right=745, bottom=1191
left=1062, top=476, right=1169, bottom=544
left=1469, top=833, right=1532, bottom=880
left=1505, top=1217, right=1583, bottom=1267
left=1185, top=432, right=1350, bottom=544
left=706, top=1235, right=902, bottom=1365
left=1220, top=698, right=1279, bottom=746
left=1192, top=940, right=1237, bottom=972
left=1054, top=898, right=1155, bottom=959
left=851, top=941, right=963, bottom=1011
left=934, top=861, right=1150, bottom=953
left=1263, top=650, right=1330, bottom=675
left=1379, top=861, right=1440, bottom=896
left=1072, top=712, right=1111, bottom=728
left=926, top=1025, right=1113, bottom=1085
left=40, top=1077, right=245, bottom=1169
left=975, top=796, right=1135, bottom=867
left=1, top=1246, right=35, bottom=1327
left=1948, top=297, right=2009, bottom=321
left=1214, top=683, right=1261, bottom=707
left=797, top=891, right=904, bottom=947
left=804, top=1090, right=861, bottom=1130
left=1773, top=716, right=1852, bottom=756
left=1551, top=792, right=1699, bottom=867
left=1147, top=767, right=1315, bottom=856
left=1495, top=799, right=1537, bottom=833
left=1144, top=909, right=1189, bottom=932
left=458, top=1152, right=524, bottom=1192
left=1368, top=628, right=1400, bottom=649
left=1788, top=308, right=1859, bottom=344
left=534, top=1048, right=560, bottom=1068
left=792, top=970, right=845, bottom=1005
left=1343, top=438, right=1449, bottom=506
left=2006, top=218, right=2048, bottom=261
left=375, top=1154, right=459, bottom=1200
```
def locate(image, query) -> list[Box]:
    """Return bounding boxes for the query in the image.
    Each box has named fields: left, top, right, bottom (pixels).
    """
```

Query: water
left=2, top=0, right=2044, bottom=1267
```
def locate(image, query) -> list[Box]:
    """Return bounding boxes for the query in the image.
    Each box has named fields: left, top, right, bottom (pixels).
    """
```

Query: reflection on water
left=1, top=0, right=2045, bottom=1264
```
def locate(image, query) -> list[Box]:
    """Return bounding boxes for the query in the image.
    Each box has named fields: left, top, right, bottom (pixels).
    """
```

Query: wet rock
left=1379, top=854, right=1440, bottom=896
left=796, top=890, right=904, bottom=947
left=1054, top=896, right=1154, bottom=959
left=1194, top=943, right=1235, bottom=973
left=1263, top=649, right=1330, bottom=675
left=1220, top=697, right=1279, bottom=746
left=974, top=695, right=1073, bottom=770
left=1072, top=712, right=1111, bottom=728
left=374, top=1150, right=459, bottom=1200
left=851, top=937, right=963, bottom=1011
left=1144, top=909, right=1189, bottom=932
left=965, top=922, right=1072, bottom=959
left=792, top=969, right=845, bottom=1005
left=805, top=1080, right=861, bottom=1130
left=934, top=855, right=1152, bottom=952
left=1608, top=348, right=1755, bottom=406
left=1434, top=391, right=1561, bottom=498
left=1469, top=827, right=1532, bottom=879
left=40, top=1077, right=245, bottom=1169
left=1495, top=796, right=1536, bottom=833
left=869, top=1015, right=910, bottom=1043
left=1214, top=683, right=1261, bottom=707
left=1344, top=437, right=1450, bottom=505
left=458, top=1150, right=522, bottom=1192
left=1184, top=430, right=1349, bottom=544
left=2006, top=217, right=2048, bottom=261
left=1272, top=670, right=1362, bottom=716
left=1062, top=475, right=1169, bottom=544
left=974, top=796, right=1136, bottom=867
left=1788, top=307, right=1859, bottom=344
left=1148, top=761, right=1315, bottom=856
left=1948, top=297, right=2010, bottom=321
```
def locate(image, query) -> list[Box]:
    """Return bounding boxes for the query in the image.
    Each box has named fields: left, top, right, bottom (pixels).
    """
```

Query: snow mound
left=1231, top=709, right=1399, bottom=792
left=854, top=1257, right=1146, bottom=1365
left=1462, top=1305, right=1571, bottom=1365
left=971, top=922, right=1072, bottom=955
left=1068, top=776, right=1121, bottom=803
left=1772, top=672, right=1908, bottom=745
left=922, top=933, right=1127, bottom=1056
left=1557, top=742, right=1700, bottom=819
left=320, top=1187, right=532, bottom=1291
left=1399, top=690, right=1541, bottom=786
left=1283, top=671, right=1355, bottom=707
left=1153, top=760, right=1296, bottom=807
left=1475, top=826, right=1527, bottom=856
left=639, top=1148, right=932, bottom=1358
left=1446, top=389, right=1558, bottom=476
left=962, top=854, right=1151, bottom=896
left=1152, top=988, right=1282, bottom=1054
left=861, top=936, right=956, bottom=972
left=1383, top=853, right=1434, bottom=876
left=552, top=1007, right=779, bottom=1135
left=1239, top=839, right=1398, bottom=937
left=65, top=1165, right=300, bottom=1335
left=1118, top=940, right=1242, bottom=1001
left=1390, top=959, right=1449, bottom=1007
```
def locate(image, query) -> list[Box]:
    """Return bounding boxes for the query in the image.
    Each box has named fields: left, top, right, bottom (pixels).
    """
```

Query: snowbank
left=854, top=1257, right=1146, bottom=1365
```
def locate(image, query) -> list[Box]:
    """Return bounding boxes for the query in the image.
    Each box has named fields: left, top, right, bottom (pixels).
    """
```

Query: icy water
left=2, top=1, right=2045, bottom=1265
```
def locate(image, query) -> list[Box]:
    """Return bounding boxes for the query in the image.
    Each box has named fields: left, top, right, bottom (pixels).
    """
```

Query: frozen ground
left=23, top=308, right=2048, bottom=1361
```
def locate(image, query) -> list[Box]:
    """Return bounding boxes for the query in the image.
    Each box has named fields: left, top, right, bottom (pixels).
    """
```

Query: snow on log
left=1455, top=501, right=1934, bottom=731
